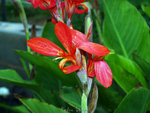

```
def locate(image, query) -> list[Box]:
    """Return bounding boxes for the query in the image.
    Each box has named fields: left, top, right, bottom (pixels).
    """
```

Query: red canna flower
left=70, top=29, right=113, bottom=88
left=27, top=21, right=111, bottom=82
left=26, top=0, right=56, bottom=10
left=27, top=22, right=80, bottom=74
left=65, top=0, right=88, bottom=19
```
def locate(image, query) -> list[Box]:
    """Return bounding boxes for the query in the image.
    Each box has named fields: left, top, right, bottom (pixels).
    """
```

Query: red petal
left=58, top=57, right=80, bottom=74
left=94, top=60, right=113, bottom=88
left=55, top=22, right=75, bottom=55
left=71, top=29, right=88, bottom=46
left=62, top=65, right=81, bottom=74
left=76, top=42, right=110, bottom=56
left=87, top=54, right=94, bottom=76
left=75, top=3, right=88, bottom=14
left=31, top=0, right=41, bottom=9
left=71, top=0, right=84, bottom=3
left=51, top=17, right=57, bottom=24
left=39, top=0, right=56, bottom=10
left=27, top=37, right=67, bottom=57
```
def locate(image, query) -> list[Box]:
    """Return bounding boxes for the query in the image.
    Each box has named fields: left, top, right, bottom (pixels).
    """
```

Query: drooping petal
left=27, top=37, right=67, bottom=57
left=75, top=3, right=88, bottom=14
left=55, top=22, right=75, bottom=55
left=62, top=65, right=81, bottom=74
left=71, top=29, right=88, bottom=46
left=58, top=57, right=80, bottom=74
left=94, top=60, right=113, bottom=88
left=76, top=42, right=110, bottom=56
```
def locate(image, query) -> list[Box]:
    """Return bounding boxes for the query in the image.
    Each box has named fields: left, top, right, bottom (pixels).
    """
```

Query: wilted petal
left=76, top=42, right=110, bottom=56
left=27, top=37, right=67, bottom=57
left=75, top=3, right=88, bottom=14
left=94, top=60, right=113, bottom=88
left=55, top=22, right=75, bottom=55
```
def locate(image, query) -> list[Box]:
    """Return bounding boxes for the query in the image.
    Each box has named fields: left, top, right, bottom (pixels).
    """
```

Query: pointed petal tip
left=27, top=37, right=65, bottom=56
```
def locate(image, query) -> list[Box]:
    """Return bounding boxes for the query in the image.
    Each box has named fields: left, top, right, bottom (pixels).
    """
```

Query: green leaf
left=142, top=5, right=150, bottom=17
left=114, top=88, right=150, bottom=113
left=133, top=54, right=150, bottom=77
left=16, top=50, right=81, bottom=88
left=60, top=86, right=81, bottom=110
left=0, top=69, right=61, bottom=105
left=106, top=54, right=148, bottom=92
left=0, top=104, right=30, bottom=113
left=97, top=83, right=124, bottom=112
left=127, top=0, right=150, bottom=6
left=20, top=98, right=68, bottom=113
left=0, top=69, right=37, bottom=89
left=102, top=0, right=149, bottom=59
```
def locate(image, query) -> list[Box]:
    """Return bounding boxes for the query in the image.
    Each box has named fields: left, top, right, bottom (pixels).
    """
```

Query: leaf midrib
left=103, top=0, right=129, bottom=58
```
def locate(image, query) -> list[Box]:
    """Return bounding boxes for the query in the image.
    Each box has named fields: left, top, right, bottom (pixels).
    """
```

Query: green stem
left=81, top=92, right=88, bottom=113
left=12, top=0, right=32, bottom=75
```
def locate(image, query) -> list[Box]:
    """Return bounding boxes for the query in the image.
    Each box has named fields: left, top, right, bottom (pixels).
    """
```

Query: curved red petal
left=62, top=65, right=81, bottom=74
left=55, top=22, right=74, bottom=55
left=94, top=60, right=113, bottom=88
left=27, top=37, right=67, bottom=57
left=75, top=3, right=88, bottom=14
left=71, top=29, right=88, bottom=46
left=76, top=42, right=110, bottom=56
left=58, top=57, right=80, bottom=74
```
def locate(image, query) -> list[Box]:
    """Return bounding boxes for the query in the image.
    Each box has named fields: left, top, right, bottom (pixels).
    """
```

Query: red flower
left=71, top=29, right=113, bottom=88
left=65, top=0, right=88, bottom=19
left=27, top=21, right=111, bottom=82
left=87, top=55, right=113, bottom=88
left=27, top=22, right=80, bottom=74
left=26, top=0, right=56, bottom=10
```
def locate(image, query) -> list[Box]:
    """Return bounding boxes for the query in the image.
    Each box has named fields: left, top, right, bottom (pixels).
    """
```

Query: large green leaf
left=127, top=0, right=150, bottom=6
left=20, top=98, right=68, bottom=113
left=0, top=69, right=37, bottom=89
left=106, top=54, right=148, bottom=91
left=133, top=54, right=150, bottom=77
left=114, top=88, right=150, bottom=113
left=0, top=104, right=30, bottom=113
left=97, top=83, right=124, bottom=112
left=0, top=69, right=59, bottom=104
left=102, top=0, right=149, bottom=59
left=60, top=86, right=81, bottom=110
left=16, top=50, right=81, bottom=88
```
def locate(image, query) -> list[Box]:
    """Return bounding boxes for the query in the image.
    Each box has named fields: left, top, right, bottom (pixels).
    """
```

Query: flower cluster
left=27, top=22, right=113, bottom=88
left=26, top=0, right=88, bottom=24
left=27, top=0, right=112, bottom=88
